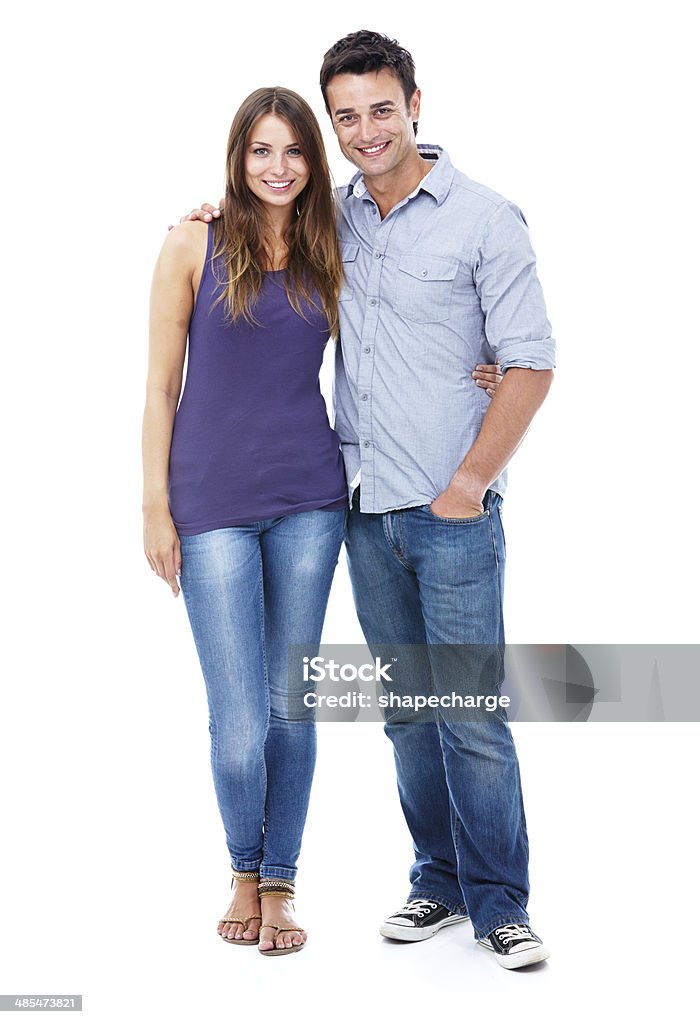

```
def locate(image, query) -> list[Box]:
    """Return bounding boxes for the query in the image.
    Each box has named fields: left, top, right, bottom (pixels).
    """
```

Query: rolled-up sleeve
left=473, top=201, right=556, bottom=371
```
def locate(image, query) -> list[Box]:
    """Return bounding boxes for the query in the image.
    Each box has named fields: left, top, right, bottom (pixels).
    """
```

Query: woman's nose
left=269, top=155, right=287, bottom=176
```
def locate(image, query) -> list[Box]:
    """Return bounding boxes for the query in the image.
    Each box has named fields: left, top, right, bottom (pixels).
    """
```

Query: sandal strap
left=231, top=870, right=260, bottom=886
left=258, top=878, right=295, bottom=899
left=220, top=914, right=262, bottom=927
left=260, top=923, right=305, bottom=936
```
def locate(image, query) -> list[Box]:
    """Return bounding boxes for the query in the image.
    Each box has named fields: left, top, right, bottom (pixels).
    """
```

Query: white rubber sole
left=380, top=914, right=469, bottom=942
left=478, top=940, right=550, bottom=969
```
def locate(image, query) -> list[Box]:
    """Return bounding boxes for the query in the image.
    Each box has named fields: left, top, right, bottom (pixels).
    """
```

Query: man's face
left=325, top=68, right=421, bottom=180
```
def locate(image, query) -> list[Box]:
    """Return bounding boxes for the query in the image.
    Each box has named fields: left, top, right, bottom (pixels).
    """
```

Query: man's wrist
left=449, top=466, right=489, bottom=503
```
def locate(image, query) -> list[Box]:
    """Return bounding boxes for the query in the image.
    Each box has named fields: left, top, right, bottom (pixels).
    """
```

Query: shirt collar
left=345, top=144, right=454, bottom=206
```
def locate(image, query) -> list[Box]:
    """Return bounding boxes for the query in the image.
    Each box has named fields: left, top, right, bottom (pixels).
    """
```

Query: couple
left=142, top=30, right=555, bottom=967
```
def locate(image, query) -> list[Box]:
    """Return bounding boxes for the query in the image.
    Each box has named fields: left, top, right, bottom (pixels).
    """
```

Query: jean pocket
left=426, top=506, right=490, bottom=525
left=396, top=254, right=459, bottom=323
left=339, top=242, right=359, bottom=302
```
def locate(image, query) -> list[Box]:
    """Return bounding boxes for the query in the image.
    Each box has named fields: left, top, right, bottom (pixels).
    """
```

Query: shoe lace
left=494, top=924, right=533, bottom=946
left=398, top=899, right=438, bottom=918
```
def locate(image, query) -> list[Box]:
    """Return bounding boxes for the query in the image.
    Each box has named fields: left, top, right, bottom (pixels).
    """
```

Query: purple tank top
left=168, top=224, right=347, bottom=535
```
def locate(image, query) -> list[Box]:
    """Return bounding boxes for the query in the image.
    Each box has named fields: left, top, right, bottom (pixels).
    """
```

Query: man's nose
left=356, top=114, right=380, bottom=142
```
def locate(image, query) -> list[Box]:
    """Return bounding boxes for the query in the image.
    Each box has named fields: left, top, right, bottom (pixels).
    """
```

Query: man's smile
left=356, top=141, right=391, bottom=157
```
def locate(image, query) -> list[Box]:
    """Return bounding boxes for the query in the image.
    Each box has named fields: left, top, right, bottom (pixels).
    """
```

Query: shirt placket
left=356, top=197, right=388, bottom=510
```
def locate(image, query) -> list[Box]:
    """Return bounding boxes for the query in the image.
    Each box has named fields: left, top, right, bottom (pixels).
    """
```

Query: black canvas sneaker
left=478, top=923, right=549, bottom=969
left=380, top=898, right=469, bottom=941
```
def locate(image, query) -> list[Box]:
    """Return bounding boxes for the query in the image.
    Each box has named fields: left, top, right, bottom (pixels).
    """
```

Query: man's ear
left=410, top=88, right=422, bottom=123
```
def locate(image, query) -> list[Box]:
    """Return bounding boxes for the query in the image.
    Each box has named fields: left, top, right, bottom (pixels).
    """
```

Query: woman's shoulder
left=164, top=219, right=210, bottom=252
left=156, top=220, right=210, bottom=274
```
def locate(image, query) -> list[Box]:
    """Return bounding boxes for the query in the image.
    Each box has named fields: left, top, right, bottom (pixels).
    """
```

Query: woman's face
left=244, top=113, right=310, bottom=212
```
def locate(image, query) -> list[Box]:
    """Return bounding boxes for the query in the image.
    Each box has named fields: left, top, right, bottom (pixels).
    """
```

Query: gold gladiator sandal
left=220, top=869, right=262, bottom=945
left=257, top=878, right=305, bottom=956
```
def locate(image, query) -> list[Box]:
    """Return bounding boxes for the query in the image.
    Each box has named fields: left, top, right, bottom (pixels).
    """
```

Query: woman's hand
left=472, top=362, right=502, bottom=397
left=167, top=200, right=224, bottom=231
left=144, top=509, right=182, bottom=597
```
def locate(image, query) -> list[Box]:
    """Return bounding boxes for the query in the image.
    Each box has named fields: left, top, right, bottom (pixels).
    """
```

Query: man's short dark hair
left=320, top=30, right=419, bottom=135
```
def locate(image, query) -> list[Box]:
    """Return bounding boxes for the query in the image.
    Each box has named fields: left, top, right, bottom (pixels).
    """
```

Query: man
left=188, top=29, right=555, bottom=969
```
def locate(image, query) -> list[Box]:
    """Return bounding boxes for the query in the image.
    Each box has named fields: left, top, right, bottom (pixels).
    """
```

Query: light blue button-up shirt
left=332, top=144, right=556, bottom=513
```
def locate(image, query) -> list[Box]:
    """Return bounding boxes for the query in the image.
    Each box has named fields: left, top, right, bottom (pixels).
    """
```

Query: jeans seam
left=259, top=867, right=297, bottom=881
left=488, top=506, right=505, bottom=663
left=382, top=513, right=413, bottom=570
left=396, top=511, right=407, bottom=560
left=231, top=858, right=263, bottom=872
left=257, top=539, right=271, bottom=861
left=497, top=504, right=507, bottom=556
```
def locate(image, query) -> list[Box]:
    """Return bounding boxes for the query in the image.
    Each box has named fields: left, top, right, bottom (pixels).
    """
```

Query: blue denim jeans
left=178, top=509, right=346, bottom=881
left=345, top=489, right=529, bottom=938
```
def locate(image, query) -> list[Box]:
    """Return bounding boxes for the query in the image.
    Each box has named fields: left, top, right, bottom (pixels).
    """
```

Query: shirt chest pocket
left=396, top=254, right=459, bottom=323
left=339, top=243, right=359, bottom=302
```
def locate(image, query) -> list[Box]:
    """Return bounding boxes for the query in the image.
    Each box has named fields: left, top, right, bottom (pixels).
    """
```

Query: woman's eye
left=253, top=148, right=269, bottom=156
left=287, top=149, right=302, bottom=157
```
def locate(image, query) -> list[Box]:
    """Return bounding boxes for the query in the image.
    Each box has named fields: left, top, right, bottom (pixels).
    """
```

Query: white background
left=0, top=0, right=698, bottom=1020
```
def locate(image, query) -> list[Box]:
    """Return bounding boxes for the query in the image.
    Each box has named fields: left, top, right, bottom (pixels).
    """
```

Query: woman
left=143, top=86, right=503, bottom=957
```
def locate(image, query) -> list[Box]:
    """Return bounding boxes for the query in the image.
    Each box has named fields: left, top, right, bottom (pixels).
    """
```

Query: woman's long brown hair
left=211, top=87, right=342, bottom=334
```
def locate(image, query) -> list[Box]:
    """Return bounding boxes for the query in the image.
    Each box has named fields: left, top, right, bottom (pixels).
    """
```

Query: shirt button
left=420, top=269, right=428, bottom=277
left=369, top=299, right=377, bottom=306
left=374, top=251, right=382, bottom=259
left=364, top=347, right=371, bottom=353
left=361, top=394, right=368, bottom=401
left=363, top=441, right=371, bottom=448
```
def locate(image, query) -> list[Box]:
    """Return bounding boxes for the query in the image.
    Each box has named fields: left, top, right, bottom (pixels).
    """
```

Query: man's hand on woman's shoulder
left=168, top=200, right=225, bottom=231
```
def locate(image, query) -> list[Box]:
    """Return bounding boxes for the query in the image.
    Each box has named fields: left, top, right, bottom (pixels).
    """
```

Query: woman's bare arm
left=142, top=221, right=207, bottom=595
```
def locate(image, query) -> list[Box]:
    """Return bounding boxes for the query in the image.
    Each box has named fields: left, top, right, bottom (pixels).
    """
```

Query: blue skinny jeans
left=178, top=508, right=346, bottom=881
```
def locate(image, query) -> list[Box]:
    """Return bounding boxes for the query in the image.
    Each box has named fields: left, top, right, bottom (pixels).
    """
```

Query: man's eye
left=375, top=108, right=391, bottom=116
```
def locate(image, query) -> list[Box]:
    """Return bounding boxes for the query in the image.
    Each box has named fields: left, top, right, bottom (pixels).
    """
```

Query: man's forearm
left=449, top=368, right=553, bottom=501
